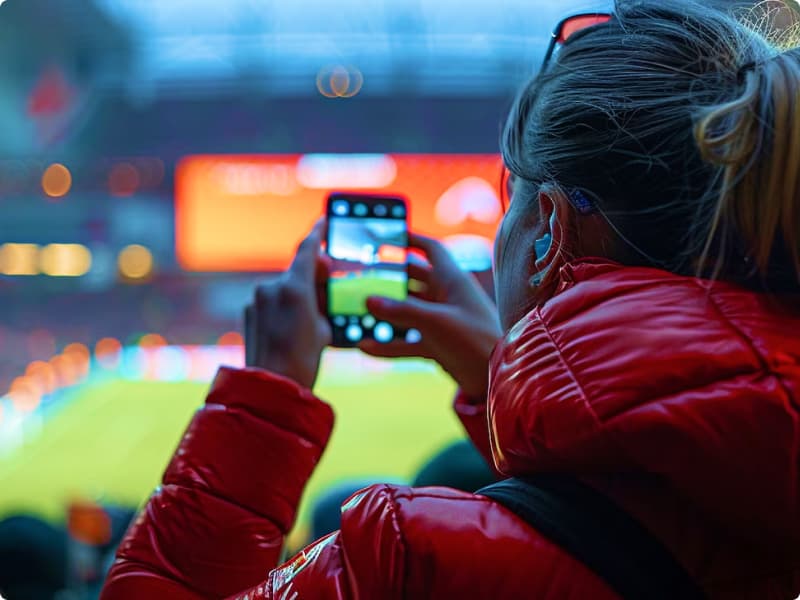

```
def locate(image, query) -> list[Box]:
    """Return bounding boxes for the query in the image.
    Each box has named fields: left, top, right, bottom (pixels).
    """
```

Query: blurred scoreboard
left=175, top=154, right=503, bottom=272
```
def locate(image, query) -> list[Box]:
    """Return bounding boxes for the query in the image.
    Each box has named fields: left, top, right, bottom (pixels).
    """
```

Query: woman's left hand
left=244, top=220, right=332, bottom=389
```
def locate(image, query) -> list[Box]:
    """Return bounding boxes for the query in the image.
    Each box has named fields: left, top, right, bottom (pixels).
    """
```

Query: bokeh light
left=63, top=344, right=91, bottom=381
left=0, top=243, right=40, bottom=276
left=50, top=354, right=81, bottom=388
left=109, top=162, right=141, bottom=197
left=138, top=333, right=167, bottom=348
left=187, top=347, right=211, bottom=381
left=39, top=244, right=92, bottom=277
left=330, top=66, right=350, bottom=96
left=120, top=347, right=147, bottom=380
left=317, top=65, right=363, bottom=98
left=41, top=163, right=72, bottom=198
left=16, top=373, right=46, bottom=398
left=118, top=245, right=154, bottom=280
left=26, top=361, right=57, bottom=395
left=10, top=377, right=41, bottom=412
left=217, top=331, right=244, bottom=346
left=95, top=338, right=123, bottom=370
left=64, top=343, right=91, bottom=361
left=154, top=347, right=191, bottom=382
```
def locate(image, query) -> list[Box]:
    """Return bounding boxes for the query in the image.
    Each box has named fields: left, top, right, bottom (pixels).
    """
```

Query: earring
left=530, top=232, right=554, bottom=287
left=530, top=211, right=558, bottom=287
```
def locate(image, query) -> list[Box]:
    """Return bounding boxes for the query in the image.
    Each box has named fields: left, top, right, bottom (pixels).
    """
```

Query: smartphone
left=325, top=192, right=409, bottom=347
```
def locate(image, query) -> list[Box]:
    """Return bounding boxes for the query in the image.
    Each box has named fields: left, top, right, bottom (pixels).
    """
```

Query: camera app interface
left=328, top=197, right=408, bottom=345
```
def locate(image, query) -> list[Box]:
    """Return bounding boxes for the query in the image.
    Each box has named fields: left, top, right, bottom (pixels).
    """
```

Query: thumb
left=366, top=295, right=444, bottom=330
left=290, top=219, right=325, bottom=281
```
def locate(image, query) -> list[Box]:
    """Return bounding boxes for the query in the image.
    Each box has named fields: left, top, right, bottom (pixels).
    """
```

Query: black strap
left=477, top=475, right=706, bottom=600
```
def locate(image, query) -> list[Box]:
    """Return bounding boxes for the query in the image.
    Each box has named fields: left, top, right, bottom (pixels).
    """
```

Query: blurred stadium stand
left=0, top=0, right=797, bottom=394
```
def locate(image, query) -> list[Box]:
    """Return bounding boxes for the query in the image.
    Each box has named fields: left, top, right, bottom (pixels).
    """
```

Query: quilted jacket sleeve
left=453, top=390, right=499, bottom=473
left=100, top=366, right=335, bottom=600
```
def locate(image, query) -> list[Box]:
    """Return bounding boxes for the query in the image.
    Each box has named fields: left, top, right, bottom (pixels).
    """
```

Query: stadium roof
left=95, top=0, right=614, bottom=96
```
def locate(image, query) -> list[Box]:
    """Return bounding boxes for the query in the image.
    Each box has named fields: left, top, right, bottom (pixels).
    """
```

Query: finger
left=358, top=339, right=431, bottom=359
left=408, top=279, right=431, bottom=300
left=408, top=233, right=464, bottom=287
left=407, top=251, right=432, bottom=270
left=290, top=219, right=325, bottom=279
left=316, top=314, right=333, bottom=347
left=314, top=252, right=332, bottom=315
left=408, top=258, right=435, bottom=300
left=255, top=276, right=279, bottom=308
left=315, top=261, right=330, bottom=316
left=365, top=295, right=446, bottom=329
left=316, top=252, right=332, bottom=285
left=408, top=261, right=432, bottom=285
left=409, top=234, right=453, bottom=267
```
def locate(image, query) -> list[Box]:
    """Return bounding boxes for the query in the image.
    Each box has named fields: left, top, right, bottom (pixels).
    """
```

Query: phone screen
left=326, top=194, right=408, bottom=347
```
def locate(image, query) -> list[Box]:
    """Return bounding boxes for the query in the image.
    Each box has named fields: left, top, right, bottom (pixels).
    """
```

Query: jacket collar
left=487, top=259, right=800, bottom=541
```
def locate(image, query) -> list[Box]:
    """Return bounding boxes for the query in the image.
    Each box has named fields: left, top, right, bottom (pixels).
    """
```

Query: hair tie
left=737, top=60, right=758, bottom=83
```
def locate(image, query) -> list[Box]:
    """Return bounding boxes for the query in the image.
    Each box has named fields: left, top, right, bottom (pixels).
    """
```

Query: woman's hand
left=360, top=233, right=502, bottom=399
left=244, top=221, right=332, bottom=389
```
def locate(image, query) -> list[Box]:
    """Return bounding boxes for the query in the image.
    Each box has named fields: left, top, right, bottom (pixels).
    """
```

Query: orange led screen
left=175, top=154, right=504, bottom=272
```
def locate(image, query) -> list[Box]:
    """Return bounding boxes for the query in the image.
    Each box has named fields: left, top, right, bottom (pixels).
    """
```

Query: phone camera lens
left=345, top=324, right=363, bottom=342
left=373, top=204, right=388, bottom=217
left=354, top=203, right=368, bottom=217
left=332, top=200, right=350, bottom=216
left=391, top=205, right=406, bottom=218
left=405, top=328, right=422, bottom=344
left=374, top=322, right=394, bottom=343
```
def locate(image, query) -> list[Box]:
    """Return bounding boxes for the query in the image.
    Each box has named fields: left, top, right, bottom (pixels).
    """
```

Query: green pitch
left=329, top=271, right=406, bottom=315
left=0, top=355, right=463, bottom=550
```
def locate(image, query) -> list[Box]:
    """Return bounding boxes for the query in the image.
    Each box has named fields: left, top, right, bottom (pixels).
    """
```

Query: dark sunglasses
left=500, top=12, right=613, bottom=213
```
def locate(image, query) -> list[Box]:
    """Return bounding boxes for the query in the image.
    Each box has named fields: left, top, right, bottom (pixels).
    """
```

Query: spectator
left=102, top=1, right=800, bottom=598
left=0, top=515, right=67, bottom=600
left=411, top=439, right=496, bottom=491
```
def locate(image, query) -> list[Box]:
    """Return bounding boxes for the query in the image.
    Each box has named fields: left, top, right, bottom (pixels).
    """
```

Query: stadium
left=2, top=0, right=800, bottom=598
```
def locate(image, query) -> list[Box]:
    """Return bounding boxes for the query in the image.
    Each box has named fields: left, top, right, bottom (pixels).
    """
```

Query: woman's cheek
left=493, top=214, right=512, bottom=274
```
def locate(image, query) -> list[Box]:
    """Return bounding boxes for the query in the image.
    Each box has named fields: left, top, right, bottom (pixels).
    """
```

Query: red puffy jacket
left=101, top=260, right=800, bottom=599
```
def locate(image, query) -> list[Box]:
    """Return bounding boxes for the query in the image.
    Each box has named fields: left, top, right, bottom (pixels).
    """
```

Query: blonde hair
left=696, top=50, right=800, bottom=289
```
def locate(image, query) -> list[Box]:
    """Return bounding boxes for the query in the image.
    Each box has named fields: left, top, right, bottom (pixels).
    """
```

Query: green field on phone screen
left=330, top=271, right=407, bottom=315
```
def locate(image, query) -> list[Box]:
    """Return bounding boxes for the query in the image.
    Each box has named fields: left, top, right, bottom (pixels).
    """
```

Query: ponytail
left=695, top=50, right=800, bottom=291
left=502, top=0, right=800, bottom=293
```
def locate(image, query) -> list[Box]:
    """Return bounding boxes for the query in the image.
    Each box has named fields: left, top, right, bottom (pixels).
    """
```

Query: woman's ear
left=533, top=188, right=572, bottom=270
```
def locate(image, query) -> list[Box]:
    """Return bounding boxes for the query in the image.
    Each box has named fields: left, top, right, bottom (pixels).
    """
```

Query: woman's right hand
left=359, top=233, right=502, bottom=400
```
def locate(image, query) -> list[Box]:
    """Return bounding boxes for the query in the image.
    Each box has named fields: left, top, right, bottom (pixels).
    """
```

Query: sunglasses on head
left=541, top=13, right=613, bottom=71
left=500, top=12, right=613, bottom=213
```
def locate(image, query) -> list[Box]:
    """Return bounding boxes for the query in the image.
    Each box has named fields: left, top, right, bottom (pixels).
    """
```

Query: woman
left=101, top=1, right=800, bottom=598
